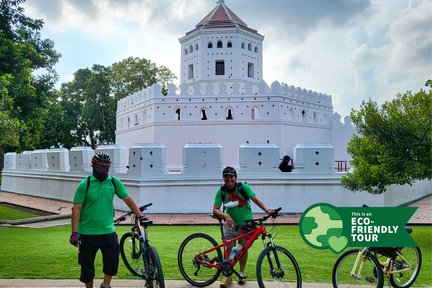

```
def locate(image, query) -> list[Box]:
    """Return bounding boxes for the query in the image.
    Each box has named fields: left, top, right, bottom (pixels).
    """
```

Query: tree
left=0, top=0, right=60, bottom=154
left=55, top=57, right=177, bottom=149
left=341, top=81, right=432, bottom=194
left=56, top=65, right=114, bottom=149
left=109, top=57, right=176, bottom=98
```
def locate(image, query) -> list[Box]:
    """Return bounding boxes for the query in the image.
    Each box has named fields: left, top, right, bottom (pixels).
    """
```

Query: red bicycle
left=177, top=207, right=302, bottom=287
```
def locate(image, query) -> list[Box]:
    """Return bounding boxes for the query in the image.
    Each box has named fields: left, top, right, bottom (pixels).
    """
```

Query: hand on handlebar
left=139, top=214, right=149, bottom=222
left=225, top=214, right=234, bottom=228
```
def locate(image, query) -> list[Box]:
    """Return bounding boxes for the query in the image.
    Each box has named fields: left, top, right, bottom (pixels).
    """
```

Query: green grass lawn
left=0, top=205, right=39, bottom=220
left=0, top=225, right=430, bottom=286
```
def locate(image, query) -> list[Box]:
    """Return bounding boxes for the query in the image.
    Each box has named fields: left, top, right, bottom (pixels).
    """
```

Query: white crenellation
left=47, top=148, right=70, bottom=172
left=30, top=150, right=49, bottom=171
left=116, top=81, right=333, bottom=131
left=4, top=152, right=17, bottom=170
left=69, top=147, right=93, bottom=172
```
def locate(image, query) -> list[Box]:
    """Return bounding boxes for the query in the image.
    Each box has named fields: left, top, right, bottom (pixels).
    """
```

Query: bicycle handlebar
left=210, top=207, right=282, bottom=225
left=114, top=203, right=152, bottom=224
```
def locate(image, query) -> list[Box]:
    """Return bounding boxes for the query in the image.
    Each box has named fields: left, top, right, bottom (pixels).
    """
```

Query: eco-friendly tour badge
left=299, top=203, right=417, bottom=253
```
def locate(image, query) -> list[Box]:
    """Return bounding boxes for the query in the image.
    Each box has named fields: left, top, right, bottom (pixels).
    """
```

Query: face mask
left=93, top=164, right=110, bottom=181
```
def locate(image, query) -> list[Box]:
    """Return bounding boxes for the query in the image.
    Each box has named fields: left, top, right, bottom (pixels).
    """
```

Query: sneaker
left=100, top=284, right=111, bottom=288
left=238, top=271, right=247, bottom=285
left=220, top=276, right=233, bottom=287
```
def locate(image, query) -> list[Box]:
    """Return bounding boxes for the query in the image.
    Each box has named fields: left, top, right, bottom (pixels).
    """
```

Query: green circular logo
left=299, top=203, right=346, bottom=252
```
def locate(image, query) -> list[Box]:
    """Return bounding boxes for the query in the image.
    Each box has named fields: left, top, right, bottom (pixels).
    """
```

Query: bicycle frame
left=374, top=249, right=413, bottom=276
left=193, top=217, right=275, bottom=275
left=351, top=247, right=414, bottom=279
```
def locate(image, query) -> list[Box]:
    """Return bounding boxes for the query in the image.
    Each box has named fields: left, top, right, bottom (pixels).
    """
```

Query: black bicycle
left=114, top=203, right=165, bottom=288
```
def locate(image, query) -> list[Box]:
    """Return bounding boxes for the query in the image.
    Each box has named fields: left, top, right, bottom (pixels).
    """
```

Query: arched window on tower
left=189, top=44, right=193, bottom=53
left=201, top=108, right=208, bottom=120
left=226, top=109, right=233, bottom=120
left=248, top=43, right=252, bottom=51
left=195, top=44, right=199, bottom=50
left=184, top=48, right=188, bottom=55
left=254, top=46, right=258, bottom=53
left=134, top=113, right=139, bottom=125
left=217, top=40, right=223, bottom=48
left=227, top=41, right=232, bottom=48
left=251, top=108, right=259, bottom=120
left=176, top=108, right=181, bottom=120
left=127, top=116, right=131, bottom=127
left=208, top=42, right=213, bottom=48
left=241, top=42, right=245, bottom=49
left=301, top=110, right=306, bottom=122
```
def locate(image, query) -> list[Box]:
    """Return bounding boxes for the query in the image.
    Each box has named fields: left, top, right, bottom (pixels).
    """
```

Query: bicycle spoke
left=389, top=247, right=422, bottom=288
left=333, top=249, right=383, bottom=288
left=257, top=246, right=301, bottom=288
left=178, top=233, right=222, bottom=287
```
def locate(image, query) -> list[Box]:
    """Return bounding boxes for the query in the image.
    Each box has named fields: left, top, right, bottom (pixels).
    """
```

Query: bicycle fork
left=262, top=235, right=285, bottom=279
left=351, top=248, right=368, bottom=280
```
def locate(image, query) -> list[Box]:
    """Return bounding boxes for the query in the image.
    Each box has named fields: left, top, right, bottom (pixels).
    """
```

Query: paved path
left=0, top=279, right=332, bottom=288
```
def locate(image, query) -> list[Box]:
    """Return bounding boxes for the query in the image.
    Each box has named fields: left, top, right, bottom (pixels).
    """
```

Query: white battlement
left=2, top=144, right=430, bottom=213
left=117, top=81, right=332, bottom=114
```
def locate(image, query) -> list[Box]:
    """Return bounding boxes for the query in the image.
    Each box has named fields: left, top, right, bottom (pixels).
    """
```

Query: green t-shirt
left=73, top=175, right=129, bottom=235
left=214, top=182, right=256, bottom=225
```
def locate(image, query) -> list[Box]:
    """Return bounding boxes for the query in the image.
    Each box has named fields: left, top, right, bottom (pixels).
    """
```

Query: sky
left=23, top=0, right=431, bottom=118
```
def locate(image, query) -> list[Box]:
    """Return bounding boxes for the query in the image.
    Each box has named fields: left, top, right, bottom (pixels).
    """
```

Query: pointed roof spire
left=194, top=0, right=256, bottom=33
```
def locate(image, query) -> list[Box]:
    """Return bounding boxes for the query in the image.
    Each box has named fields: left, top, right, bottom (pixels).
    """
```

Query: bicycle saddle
left=140, top=219, right=153, bottom=226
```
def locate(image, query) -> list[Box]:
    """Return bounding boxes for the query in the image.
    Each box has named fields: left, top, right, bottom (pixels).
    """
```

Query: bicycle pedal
left=365, top=277, right=376, bottom=283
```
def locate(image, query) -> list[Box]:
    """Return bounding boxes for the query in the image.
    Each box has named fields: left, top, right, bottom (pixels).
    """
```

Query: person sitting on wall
left=278, top=155, right=293, bottom=172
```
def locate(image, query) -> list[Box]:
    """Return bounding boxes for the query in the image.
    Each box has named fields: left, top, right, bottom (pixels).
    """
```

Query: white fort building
left=2, top=1, right=430, bottom=212
left=115, top=0, right=353, bottom=169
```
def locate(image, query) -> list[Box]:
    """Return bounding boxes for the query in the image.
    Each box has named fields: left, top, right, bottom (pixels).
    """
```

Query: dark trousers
left=78, top=233, right=119, bottom=283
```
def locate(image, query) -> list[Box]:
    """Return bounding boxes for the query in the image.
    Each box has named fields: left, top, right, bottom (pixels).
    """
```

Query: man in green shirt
left=70, top=152, right=144, bottom=288
left=213, top=166, right=274, bottom=287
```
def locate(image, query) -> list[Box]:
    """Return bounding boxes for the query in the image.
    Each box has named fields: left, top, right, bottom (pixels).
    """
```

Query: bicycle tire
left=389, top=247, right=422, bottom=288
left=177, top=233, right=222, bottom=287
left=145, top=245, right=165, bottom=288
left=119, top=232, right=144, bottom=277
left=256, top=245, right=302, bottom=288
left=332, top=249, right=384, bottom=288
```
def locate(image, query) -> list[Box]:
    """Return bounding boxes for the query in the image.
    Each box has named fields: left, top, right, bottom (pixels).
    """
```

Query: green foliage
left=110, top=57, right=177, bottom=99
left=342, top=82, right=432, bottom=194
left=0, top=0, right=60, bottom=152
left=53, top=58, right=176, bottom=149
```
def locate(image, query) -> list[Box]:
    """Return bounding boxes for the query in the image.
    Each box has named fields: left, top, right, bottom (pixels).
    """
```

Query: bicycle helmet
left=92, top=151, right=111, bottom=164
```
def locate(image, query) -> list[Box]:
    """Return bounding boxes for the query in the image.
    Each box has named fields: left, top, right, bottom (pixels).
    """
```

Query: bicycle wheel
left=177, top=233, right=222, bottom=287
left=119, top=232, right=144, bottom=277
left=332, top=249, right=384, bottom=288
left=145, top=245, right=165, bottom=288
left=256, top=245, right=301, bottom=288
left=389, top=247, right=422, bottom=288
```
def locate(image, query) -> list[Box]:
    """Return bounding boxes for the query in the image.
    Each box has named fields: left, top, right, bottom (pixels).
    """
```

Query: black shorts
left=78, top=233, right=119, bottom=283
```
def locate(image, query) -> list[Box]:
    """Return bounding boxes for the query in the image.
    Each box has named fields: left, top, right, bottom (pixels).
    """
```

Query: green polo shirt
left=73, top=175, right=128, bottom=235
left=214, top=182, right=256, bottom=225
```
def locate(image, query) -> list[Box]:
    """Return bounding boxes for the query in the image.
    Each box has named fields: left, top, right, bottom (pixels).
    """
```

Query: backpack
left=220, top=182, right=249, bottom=211
left=85, top=176, right=117, bottom=194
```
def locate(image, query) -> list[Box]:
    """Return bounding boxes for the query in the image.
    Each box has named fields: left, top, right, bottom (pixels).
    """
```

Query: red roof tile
left=195, top=1, right=254, bottom=32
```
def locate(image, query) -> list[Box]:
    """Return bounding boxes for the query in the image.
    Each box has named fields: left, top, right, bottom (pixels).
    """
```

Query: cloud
left=21, top=0, right=430, bottom=118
